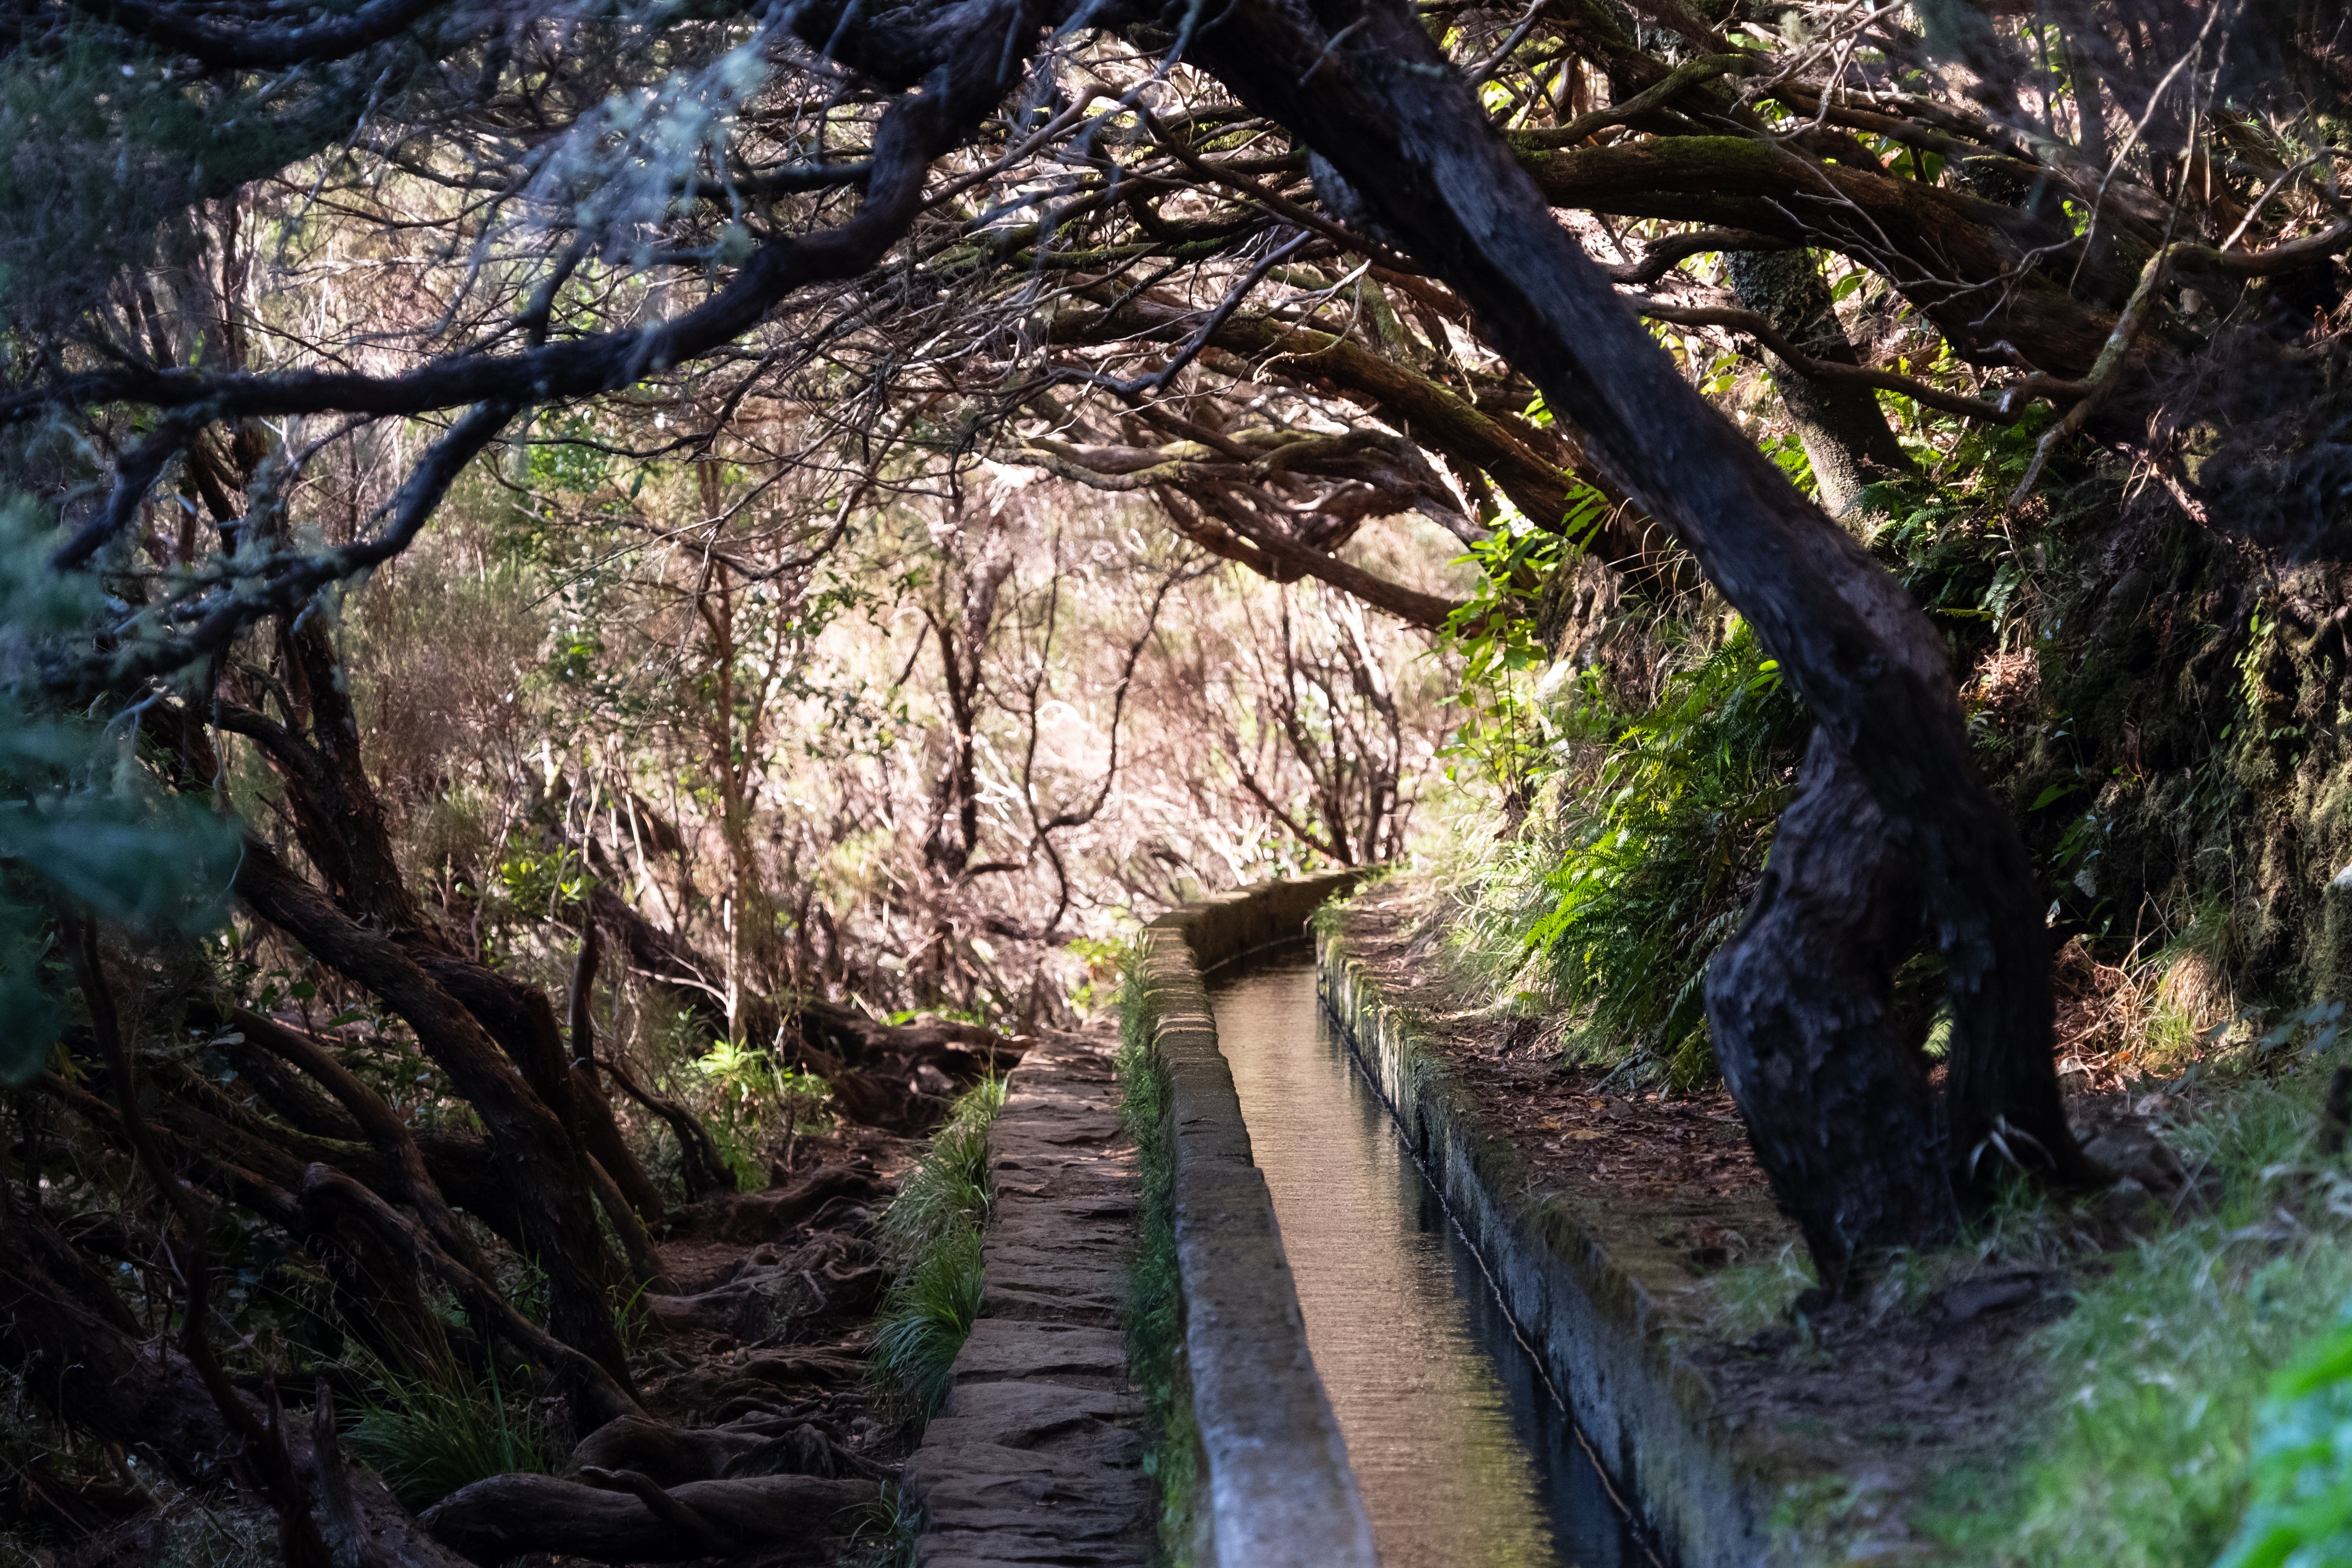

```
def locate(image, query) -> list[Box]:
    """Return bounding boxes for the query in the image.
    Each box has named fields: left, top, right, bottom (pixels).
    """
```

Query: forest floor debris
left=0, top=1096, right=975, bottom=1568
left=352, top=1116, right=927, bottom=1568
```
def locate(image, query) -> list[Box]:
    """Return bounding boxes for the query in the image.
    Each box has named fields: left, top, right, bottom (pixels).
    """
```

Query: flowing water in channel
left=1206, top=960, right=1641, bottom=1568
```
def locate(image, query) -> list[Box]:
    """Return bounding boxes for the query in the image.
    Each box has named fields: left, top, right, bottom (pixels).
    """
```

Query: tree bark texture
left=1184, top=0, right=2097, bottom=1253
left=179, top=641, right=663, bottom=1390
left=1724, top=248, right=1915, bottom=517
left=1705, top=730, right=1962, bottom=1268
left=1517, top=137, right=2120, bottom=379
left=235, top=843, right=638, bottom=1390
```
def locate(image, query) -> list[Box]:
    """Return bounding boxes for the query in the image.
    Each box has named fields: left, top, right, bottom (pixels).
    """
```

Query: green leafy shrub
left=1526, top=621, right=1805, bottom=1087
left=2218, top=1305, right=2352, bottom=1568
left=695, top=1039, right=832, bottom=1191
left=1432, top=508, right=1584, bottom=809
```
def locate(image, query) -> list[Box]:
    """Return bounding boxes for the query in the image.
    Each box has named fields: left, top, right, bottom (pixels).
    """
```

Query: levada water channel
left=1206, top=957, right=1648, bottom=1568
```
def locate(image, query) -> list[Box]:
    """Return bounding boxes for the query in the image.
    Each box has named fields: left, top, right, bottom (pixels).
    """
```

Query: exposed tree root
left=420, top=1472, right=877, bottom=1565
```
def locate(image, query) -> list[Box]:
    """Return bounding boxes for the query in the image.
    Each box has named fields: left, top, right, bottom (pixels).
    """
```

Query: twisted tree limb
left=66, top=917, right=334, bottom=1568
left=1184, top=0, right=2099, bottom=1263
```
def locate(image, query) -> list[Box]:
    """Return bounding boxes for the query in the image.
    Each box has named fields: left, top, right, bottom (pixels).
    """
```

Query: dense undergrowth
left=1526, top=625, right=1804, bottom=1089
left=1417, top=612, right=1808, bottom=1089
left=1423, top=392, right=2349, bottom=1096
left=1403, top=330, right=2352, bottom=1560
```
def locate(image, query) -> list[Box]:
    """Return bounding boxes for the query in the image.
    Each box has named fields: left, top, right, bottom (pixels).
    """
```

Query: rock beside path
left=903, top=1028, right=1154, bottom=1568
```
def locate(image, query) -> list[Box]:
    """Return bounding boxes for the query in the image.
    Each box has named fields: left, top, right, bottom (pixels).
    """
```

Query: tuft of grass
left=839, top=1481, right=924, bottom=1568
left=869, top=1226, right=985, bottom=1424
left=613, top=1277, right=657, bottom=1355
left=874, top=1082, right=1003, bottom=1261
left=869, top=1076, right=1007, bottom=1423
left=1703, top=1242, right=1818, bottom=1341
left=344, top=1355, right=557, bottom=1511
left=1929, top=1067, right=2352, bottom=1566
left=1117, top=934, right=1201, bottom=1564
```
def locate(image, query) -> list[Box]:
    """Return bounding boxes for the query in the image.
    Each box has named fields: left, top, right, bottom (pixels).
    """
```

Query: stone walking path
left=902, top=1027, right=1155, bottom=1568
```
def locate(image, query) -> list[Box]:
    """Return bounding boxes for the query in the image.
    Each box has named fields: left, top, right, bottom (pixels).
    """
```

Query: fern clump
left=1526, top=620, right=1806, bottom=1088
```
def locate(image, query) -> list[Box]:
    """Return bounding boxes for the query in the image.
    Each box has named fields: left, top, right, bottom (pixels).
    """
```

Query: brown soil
left=1337, top=882, right=1797, bottom=1247
left=1336, top=882, right=2170, bottom=1560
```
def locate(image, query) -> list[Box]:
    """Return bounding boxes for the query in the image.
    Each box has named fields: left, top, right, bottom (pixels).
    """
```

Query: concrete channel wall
left=1138, top=872, right=1377, bottom=1568
left=1318, top=923, right=1779, bottom=1568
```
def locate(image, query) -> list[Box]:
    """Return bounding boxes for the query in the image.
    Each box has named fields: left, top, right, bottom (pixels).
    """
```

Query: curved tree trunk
left=1724, top=248, right=1916, bottom=517
left=160, top=621, right=666, bottom=1385
left=1704, top=730, right=1962, bottom=1274
left=1186, top=0, right=2097, bottom=1255
left=421, top=1472, right=877, bottom=1565
left=233, top=619, right=662, bottom=1203
left=256, top=616, right=670, bottom=1221
left=236, top=843, right=639, bottom=1390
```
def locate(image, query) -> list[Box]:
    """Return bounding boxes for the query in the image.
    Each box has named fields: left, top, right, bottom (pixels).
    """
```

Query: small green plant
left=868, top=1225, right=985, bottom=1422
left=695, top=1039, right=831, bottom=1191
left=840, top=1481, right=924, bottom=1568
left=344, top=1355, right=557, bottom=1511
left=613, top=1277, right=657, bottom=1355
left=869, top=1076, right=1007, bottom=1422
left=1705, top=1242, right=1818, bottom=1341
left=1067, top=935, right=1128, bottom=1014
left=490, top=835, right=588, bottom=917
left=501, top=1253, right=550, bottom=1327
left=1116, top=934, right=1201, bottom=1561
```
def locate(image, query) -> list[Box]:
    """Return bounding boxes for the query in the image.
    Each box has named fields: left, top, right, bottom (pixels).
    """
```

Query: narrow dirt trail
left=421, top=1124, right=923, bottom=1566
left=402, top=1029, right=1156, bottom=1568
